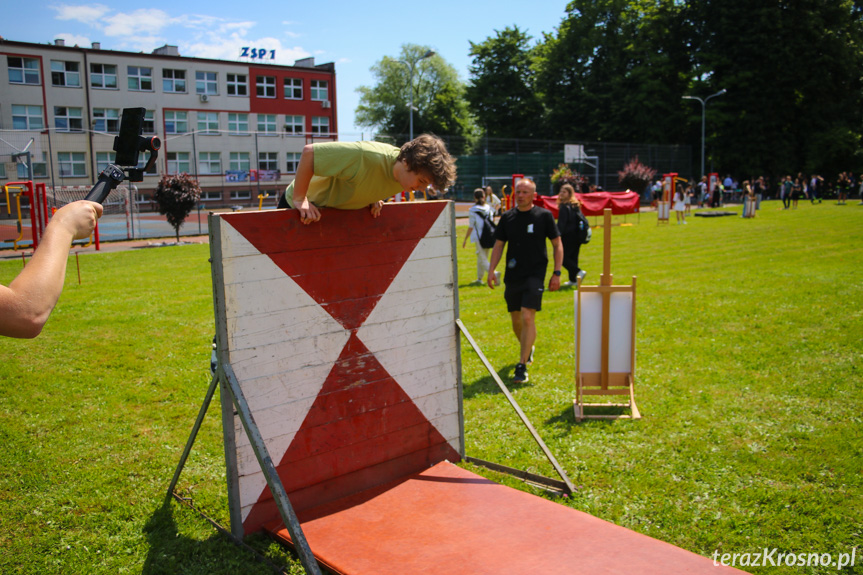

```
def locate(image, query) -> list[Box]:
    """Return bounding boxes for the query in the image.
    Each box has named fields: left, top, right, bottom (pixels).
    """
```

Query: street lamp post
left=398, top=50, right=436, bottom=141
left=682, top=88, right=726, bottom=177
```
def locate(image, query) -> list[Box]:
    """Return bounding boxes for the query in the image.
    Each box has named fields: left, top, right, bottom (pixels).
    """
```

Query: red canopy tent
left=535, top=191, right=640, bottom=217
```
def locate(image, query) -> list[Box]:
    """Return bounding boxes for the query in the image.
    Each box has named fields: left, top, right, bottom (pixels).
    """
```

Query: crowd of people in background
left=651, top=172, right=863, bottom=212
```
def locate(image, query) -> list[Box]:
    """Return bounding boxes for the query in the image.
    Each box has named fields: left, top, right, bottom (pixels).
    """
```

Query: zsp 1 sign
left=240, top=47, right=275, bottom=60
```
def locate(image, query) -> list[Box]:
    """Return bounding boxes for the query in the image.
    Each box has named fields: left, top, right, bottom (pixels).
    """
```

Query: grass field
left=1, top=200, right=861, bottom=574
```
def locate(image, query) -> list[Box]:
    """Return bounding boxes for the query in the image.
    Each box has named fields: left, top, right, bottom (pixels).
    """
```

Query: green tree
left=686, top=0, right=863, bottom=178
left=355, top=44, right=477, bottom=152
left=465, top=26, right=544, bottom=139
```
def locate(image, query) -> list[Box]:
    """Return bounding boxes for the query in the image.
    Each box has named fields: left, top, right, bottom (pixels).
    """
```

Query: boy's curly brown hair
left=397, top=134, right=457, bottom=192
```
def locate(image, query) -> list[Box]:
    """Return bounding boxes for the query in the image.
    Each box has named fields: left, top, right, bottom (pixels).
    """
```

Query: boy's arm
left=291, top=144, right=321, bottom=224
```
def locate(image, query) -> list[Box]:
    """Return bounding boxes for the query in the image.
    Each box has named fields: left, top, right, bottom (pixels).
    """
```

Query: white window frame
left=197, top=112, right=219, bottom=135
left=54, top=107, right=83, bottom=132
left=96, top=151, right=116, bottom=174
left=258, top=152, right=279, bottom=171
left=167, top=152, right=190, bottom=174
left=257, top=114, right=277, bottom=134
left=228, top=113, right=249, bottom=135
left=58, top=152, right=87, bottom=177
left=310, top=79, right=328, bottom=101
left=162, top=69, right=186, bottom=93
left=284, top=78, right=303, bottom=100
left=12, top=105, right=44, bottom=130
left=285, top=115, right=304, bottom=135
left=311, top=116, right=330, bottom=135
left=8, top=57, right=41, bottom=85
left=93, top=108, right=121, bottom=133
left=164, top=110, right=188, bottom=134
left=200, top=191, right=222, bottom=202
left=142, top=110, right=156, bottom=135
left=229, top=152, right=250, bottom=172
left=227, top=73, right=248, bottom=96
left=90, top=63, right=117, bottom=89
left=127, top=66, right=153, bottom=91
left=196, top=71, right=218, bottom=95
left=256, top=75, right=276, bottom=98
left=286, top=152, right=301, bottom=173
left=51, top=60, right=81, bottom=87
left=230, top=190, right=252, bottom=200
left=198, top=152, right=221, bottom=175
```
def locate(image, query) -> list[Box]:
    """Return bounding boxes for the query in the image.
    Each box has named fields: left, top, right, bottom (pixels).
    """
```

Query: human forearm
left=0, top=201, right=100, bottom=338
left=486, top=241, right=504, bottom=288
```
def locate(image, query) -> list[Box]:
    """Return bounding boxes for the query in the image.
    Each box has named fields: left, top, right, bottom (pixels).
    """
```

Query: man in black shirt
left=487, top=178, right=563, bottom=383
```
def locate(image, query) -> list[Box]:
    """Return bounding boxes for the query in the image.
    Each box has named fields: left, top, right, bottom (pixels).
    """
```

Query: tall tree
left=465, top=26, right=544, bottom=139
left=687, top=0, right=863, bottom=178
left=355, top=44, right=476, bottom=151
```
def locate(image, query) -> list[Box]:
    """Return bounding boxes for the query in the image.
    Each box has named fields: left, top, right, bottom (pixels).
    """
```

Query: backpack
left=478, top=210, right=497, bottom=249
left=579, top=214, right=592, bottom=244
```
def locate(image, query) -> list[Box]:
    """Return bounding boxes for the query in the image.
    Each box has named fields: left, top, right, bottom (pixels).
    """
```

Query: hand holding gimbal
left=85, top=107, right=161, bottom=204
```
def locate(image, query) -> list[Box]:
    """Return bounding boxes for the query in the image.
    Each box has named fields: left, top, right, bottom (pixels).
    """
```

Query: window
left=311, top=116, right=330, bottom=134
left=257, top=114, right=277, bottom=134
left=285, top=115, right=304, bottom=135
left=96, top=151, right=116, bottom=173
left=199, top=152, right=221, bottom=175
left=142, top=110, right=155, bottom=134
left=51, top=60, right=81, bottom=87
left=54, top=107, right=83, bottom=132
left=227, top=73, right=247, bottom=96
left=196, top=71, right=218, bottom=95
left=163, top=69, right=186, bottom=93
left=230, top=190, right=252, bottom=200
left=58, top=152, right=87, bottom=177
left=256, top=75, right=276, bottom=98
left=228, top=113, right=249, bottom=135
left=128, top=66, right=153, bottom=91
left=200, top=191, right=222, bottom=202
left=197, top=112, right=219, bottom=134
left=167, top=152, right=190, bottom=174
left=284, top=78, right=302, bottom=99
left=164, top=111, right=188, bottom=134
left=17, top=162, right=48, bottom=179
left=229, top=152, right=250, bottom=172
left=93, top=108, right=120, bottom=133
left=286, top=152, right=301, bottom=173
left=0, top=164, right=5, bottom=180
left=310, top=79, right=328, bottom=101
left=8, top=57, right=40, bottom=85
left=90, top=63, right=117, bottom=89
left=258, top=152, right=278, bottom=171
left=12, top=105, right=44, bottom=130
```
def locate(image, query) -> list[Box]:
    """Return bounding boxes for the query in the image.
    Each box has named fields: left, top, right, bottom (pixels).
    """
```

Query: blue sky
left=2, top=1, right=569, bottom=137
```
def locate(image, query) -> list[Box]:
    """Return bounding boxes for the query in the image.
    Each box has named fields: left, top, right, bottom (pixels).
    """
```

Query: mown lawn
left=1, top=200, right=861, bottom=574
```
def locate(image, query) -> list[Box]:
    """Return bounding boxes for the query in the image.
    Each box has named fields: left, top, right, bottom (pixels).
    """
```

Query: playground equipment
left=574, top=208, right=640, bottom=422
left=167, top=202, right=743, bottom=575
left=2, top=181, right=48, bottom=250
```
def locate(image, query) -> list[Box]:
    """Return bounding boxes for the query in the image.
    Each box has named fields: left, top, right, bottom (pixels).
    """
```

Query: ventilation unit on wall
left=200, top=94, right=210, bottom=103
left=321, top=100, right=331, bottom=109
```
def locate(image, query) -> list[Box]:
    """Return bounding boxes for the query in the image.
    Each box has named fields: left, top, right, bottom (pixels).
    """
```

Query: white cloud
left=101, top=9, right=177, bottom=37
left=54, top=33, right=92, bottom=47
left=52, top=3, right=111, bottom=23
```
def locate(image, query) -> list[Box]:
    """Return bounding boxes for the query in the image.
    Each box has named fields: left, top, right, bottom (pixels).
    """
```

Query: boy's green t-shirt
left=284, top=141, right=403, bottom=210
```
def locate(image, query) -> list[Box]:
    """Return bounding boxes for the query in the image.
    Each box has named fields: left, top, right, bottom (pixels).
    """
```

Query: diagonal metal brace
left=456, top=318, right=576, bottom=495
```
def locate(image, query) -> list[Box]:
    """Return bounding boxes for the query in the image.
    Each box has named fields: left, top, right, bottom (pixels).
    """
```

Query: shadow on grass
left=546, top=403, right=632, bottom=433
left=462, top=364, right=532, bottom=400
left=142, top=498, right=291, bottom=575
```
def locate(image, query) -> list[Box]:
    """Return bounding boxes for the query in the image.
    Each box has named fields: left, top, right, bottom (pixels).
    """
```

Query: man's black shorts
left=504, top=276, right=545, bottom=312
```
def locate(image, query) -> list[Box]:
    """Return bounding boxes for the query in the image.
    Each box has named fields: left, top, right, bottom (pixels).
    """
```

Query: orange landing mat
left=265, top=461, right=744, bottom=574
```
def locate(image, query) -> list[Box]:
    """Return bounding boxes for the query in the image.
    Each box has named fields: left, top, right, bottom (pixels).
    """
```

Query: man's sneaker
left=526, top=345, right=535, bottom=365
left=576, top=269, right=587, bottom=284
left=514, top=362, right=529, bottom=383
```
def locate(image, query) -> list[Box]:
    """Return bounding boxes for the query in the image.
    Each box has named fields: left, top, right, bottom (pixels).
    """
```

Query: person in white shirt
left=462, top=189, right=500, bottom=285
